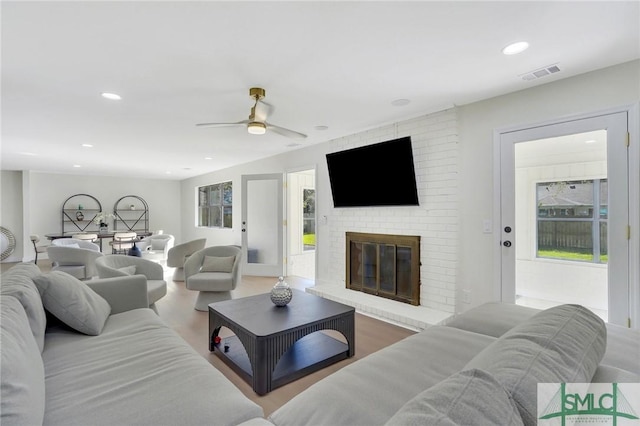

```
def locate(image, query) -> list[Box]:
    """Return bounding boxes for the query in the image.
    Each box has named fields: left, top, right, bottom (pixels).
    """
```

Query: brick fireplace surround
left=307, top=233, right=450, bottom=330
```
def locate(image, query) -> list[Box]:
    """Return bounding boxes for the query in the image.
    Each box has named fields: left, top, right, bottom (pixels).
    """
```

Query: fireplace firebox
left=345, top=232, right=420, bottom=305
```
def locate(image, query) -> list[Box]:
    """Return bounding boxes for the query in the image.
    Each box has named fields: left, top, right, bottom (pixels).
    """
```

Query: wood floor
left=2, top=260, right=416, bottom=417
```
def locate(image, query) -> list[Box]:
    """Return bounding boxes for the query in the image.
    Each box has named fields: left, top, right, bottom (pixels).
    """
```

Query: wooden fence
left=537, top=221, right=607, bottom=252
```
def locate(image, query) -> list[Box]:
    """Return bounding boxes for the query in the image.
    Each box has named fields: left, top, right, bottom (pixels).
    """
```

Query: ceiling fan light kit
left=247, top=121, right=266, bottom=135
left=196, top=87, right=307, bottom=139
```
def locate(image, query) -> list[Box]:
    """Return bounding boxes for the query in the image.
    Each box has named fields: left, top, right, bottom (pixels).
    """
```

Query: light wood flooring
left=2, top=260, right=416, bottom=417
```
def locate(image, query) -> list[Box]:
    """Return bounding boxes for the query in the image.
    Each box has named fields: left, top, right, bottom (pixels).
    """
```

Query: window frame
left=197, top=181, right=233, bottom=229
left=302, top=187, right=316, bottom=251
left=535, top=178, right=607, bottom=264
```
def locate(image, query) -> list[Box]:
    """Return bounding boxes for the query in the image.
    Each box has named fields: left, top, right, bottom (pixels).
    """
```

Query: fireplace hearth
left=345, top=232, right=420, bottom=305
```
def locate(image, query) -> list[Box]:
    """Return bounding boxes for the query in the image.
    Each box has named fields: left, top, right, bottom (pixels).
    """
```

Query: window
left=198, top=181, right=232, bottom=228
left=302, top=188, right=315, bottom=251
left=536, top=179, right=607, bottom=263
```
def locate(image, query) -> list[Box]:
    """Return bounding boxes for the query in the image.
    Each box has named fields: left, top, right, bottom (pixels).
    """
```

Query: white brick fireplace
left=309, top=108, right=459, bottom=330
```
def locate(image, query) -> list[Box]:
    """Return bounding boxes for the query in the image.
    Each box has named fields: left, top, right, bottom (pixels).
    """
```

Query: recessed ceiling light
left=165, top=171, right=172, bottom=174
left=204, top=157, right=212, bottom=160
left=391, top=99, right=410, bottom=107
left=81, top=144, right=93, bottom=148
left=502, top=41, right=529, bottom=55
left=314, top=125, right=329, bottom=131
left=584, top=139, right=597, bottom=144
left=73, top=164, right=81, bottom=168
left=101, top=92, right=122, bottom=100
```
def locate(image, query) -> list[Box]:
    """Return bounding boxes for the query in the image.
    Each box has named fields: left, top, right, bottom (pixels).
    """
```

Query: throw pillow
left=32, top=271, right=111, bottom=336
left=464, top=304, right=606, bottom=426
left=201, top=255, right=235, bottom=273
left=118, top=265, right=137, bottom=276
left=65, top=243, right=80, bottom=249
left=385, top=369, right=524, bottom=426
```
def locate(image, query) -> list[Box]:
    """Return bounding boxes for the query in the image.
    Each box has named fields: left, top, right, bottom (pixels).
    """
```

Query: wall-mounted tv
left=326, top=136, right=419, bottom=207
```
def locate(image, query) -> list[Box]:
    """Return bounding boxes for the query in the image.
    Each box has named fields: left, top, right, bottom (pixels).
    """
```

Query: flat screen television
left=326, top=136, right=419, bottom=207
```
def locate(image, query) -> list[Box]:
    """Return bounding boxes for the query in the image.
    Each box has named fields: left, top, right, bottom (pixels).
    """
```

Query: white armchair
left=137, top=234, right=175, bottom=263
left=47, top=246, right=105, bottom=280
left=52, top=238, right=100, bottom=251
left=95, top=255, right=167, bottom=312
left=166, top=238, right=206, bottom=281
left=184, top=245, right=242, bottom=311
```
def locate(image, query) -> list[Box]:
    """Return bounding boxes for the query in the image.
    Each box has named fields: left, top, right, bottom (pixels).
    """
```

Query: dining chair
left=29, top=235, right=49, bottom=264
left=72, top=233, right=98, bottom=242
left=110, top=231, right=137, bottom=254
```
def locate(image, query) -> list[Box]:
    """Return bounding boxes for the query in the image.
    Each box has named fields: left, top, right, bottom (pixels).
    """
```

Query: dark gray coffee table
left=209, top=289, right=355, bottom=395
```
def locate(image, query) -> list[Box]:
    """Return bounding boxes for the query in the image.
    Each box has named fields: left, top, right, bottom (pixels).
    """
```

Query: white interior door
left=241, top=173, right=284, bottom=277
left=497, top=111, right=629, bottom=326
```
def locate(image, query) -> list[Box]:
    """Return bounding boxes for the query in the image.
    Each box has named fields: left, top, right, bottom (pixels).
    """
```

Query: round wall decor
left=1, top=226, right=17, bottom=261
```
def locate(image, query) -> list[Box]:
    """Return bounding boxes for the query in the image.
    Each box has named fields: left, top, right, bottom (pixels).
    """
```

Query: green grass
left=303, top=234, right=316, bottom=246
left=538, top=249, right=608, bottom=263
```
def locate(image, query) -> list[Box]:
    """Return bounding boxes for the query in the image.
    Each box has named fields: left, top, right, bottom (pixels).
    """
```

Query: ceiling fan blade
left=195, top=120, right=249, bottom=128
left=254, top=100, right=274, bottom=122
left=266, top=122, right=307, bottom=139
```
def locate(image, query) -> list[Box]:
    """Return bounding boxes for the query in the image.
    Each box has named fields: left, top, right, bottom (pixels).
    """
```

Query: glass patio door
left=498, top=111, right=629, bottom=326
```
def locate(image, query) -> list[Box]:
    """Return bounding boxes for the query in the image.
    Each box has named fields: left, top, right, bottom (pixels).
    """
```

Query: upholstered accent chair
left=137, top=234, right=175, bottom=263
left=166, top=238, right=206, bottom=281
left=29, top=235, right=49, bottom=264
left=94, top=255, right=167, bottom=312
left=46, top=246, right=105, bottom=280
left=52, top=238, right=100, bottom=251
left=184, top=245, right=242, bottom=311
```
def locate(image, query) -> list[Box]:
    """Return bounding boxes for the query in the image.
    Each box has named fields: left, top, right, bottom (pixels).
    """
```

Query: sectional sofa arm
left=85, top=275, right=150, bottom=314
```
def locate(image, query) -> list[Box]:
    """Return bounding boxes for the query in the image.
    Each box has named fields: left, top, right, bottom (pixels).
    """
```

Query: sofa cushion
left=0, top=296, right=46, bottom=426
left=0, top=263, right=47, bottom=352
left=446, top=302, right=539, bottom=338
left=464, top=304, right=606, bottom=426
left=42, top=308, right=264, bottom=426
left=117, top=265, right=136, bottom=275
left=385, top=369, right=524, bottom=426
left=201, top=255, right=235, bottom=273
left=268, top=326, right=497, bottom=426
left=33, top=271, right=111, bottom=336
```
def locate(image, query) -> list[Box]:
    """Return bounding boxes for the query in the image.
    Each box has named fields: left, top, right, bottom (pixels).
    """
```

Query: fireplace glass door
left=346, top=232, right=420, bottom=305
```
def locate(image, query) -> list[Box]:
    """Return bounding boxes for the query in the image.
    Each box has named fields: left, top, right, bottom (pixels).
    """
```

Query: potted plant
left=93, top=212, right=115, bottom=234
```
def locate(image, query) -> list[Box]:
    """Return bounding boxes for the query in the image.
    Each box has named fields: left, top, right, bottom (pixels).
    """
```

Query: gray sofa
left=3, top=261, right=638, bottom=426
left=263, top=302, right=639, bottom=426
left=1, top=263, right=263, bottom=426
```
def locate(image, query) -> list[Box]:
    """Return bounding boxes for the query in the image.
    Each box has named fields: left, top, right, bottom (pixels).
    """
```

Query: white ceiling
left=2, top=1, right=639, bottom=180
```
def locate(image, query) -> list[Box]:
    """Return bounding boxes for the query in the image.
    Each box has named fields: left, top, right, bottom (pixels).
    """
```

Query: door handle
left=503, top=240, right=512, bottom=247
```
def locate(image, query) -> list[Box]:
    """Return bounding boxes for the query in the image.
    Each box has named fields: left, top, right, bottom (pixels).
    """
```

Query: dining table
left=45, top=231, right=152, bottom=252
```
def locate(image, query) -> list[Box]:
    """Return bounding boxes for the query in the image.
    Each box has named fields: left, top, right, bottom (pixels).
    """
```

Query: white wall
left=180, top=60, right=639, bottom=316
left=0, top=171, right=24, bottom=262
left=181, top=109, right=460, bottom=313
left=21, top=172, right=181, bottom=260
left=458, top=59, right=640, bottom=312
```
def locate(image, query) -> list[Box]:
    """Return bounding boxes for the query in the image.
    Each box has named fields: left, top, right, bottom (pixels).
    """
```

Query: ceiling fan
left=196, top=87, right=307, bottom=139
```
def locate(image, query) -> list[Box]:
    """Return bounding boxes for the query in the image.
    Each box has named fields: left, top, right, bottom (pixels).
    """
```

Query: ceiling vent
left=520, top=64, right=561, bottom=81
